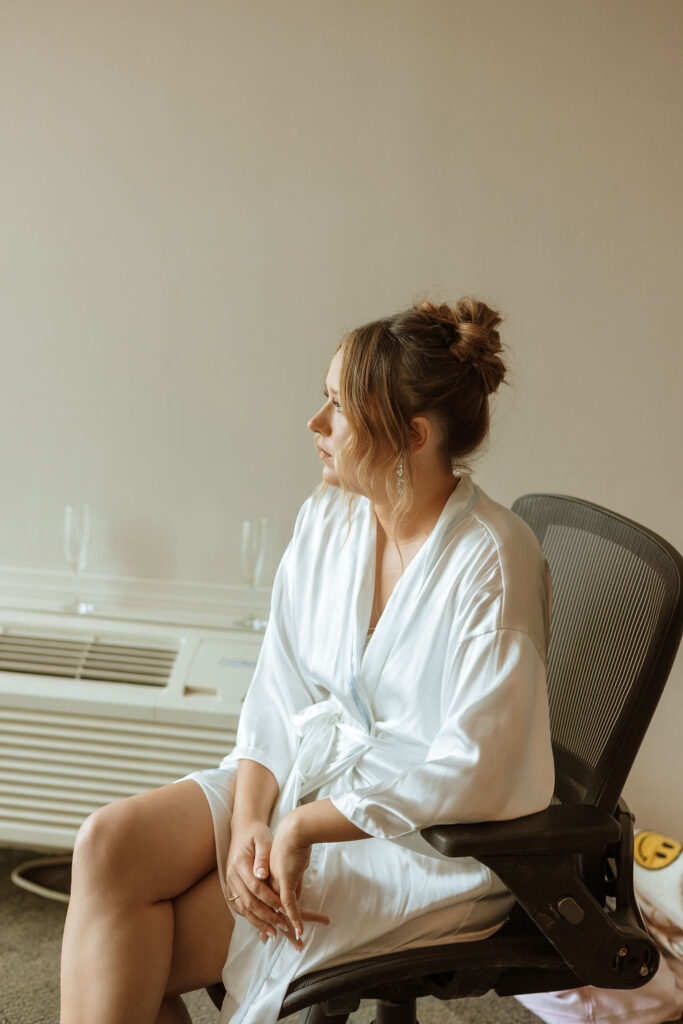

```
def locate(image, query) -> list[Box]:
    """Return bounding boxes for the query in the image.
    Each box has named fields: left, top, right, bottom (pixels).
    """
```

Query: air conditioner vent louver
left=0, top=629, right=177, bottom=687
left=0, top=707, right=236, bottom=836
left=0, top=611, right=256, bottom=849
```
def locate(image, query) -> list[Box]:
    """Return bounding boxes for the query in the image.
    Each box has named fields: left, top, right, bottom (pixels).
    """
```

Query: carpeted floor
left=0, top=844, right=540, bottom=1024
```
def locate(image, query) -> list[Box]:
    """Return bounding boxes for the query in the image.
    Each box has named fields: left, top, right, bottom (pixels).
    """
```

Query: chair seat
left=206, top=909, right=582, bottom=1017
left=279, top=910, right=581, bottom=1017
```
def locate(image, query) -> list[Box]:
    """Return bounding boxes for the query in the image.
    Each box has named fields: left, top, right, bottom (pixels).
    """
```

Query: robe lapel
left=332, top=493, right=377, bottom=732
left=358, top=473, right=479, bottom=707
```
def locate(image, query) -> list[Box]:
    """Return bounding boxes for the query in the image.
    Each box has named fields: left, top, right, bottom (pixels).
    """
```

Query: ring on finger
left=227, top=892, right=240, bottom=904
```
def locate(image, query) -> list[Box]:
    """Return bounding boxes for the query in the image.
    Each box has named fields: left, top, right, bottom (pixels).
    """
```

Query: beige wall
left=1, top=1, right=681, bottom=832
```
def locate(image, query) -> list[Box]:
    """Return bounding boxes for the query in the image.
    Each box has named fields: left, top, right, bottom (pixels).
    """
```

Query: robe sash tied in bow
left=292, top=696, right=426, bottom=800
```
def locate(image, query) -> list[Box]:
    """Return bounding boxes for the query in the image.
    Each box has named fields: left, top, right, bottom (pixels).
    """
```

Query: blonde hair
left=315, top=295, right=507, bottom=554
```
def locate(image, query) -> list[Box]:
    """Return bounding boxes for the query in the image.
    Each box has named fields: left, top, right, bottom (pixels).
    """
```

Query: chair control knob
left=556, top=896, right=585, bottom=924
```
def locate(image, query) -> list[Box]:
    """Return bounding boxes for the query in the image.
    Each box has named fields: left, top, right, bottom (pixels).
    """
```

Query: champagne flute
left=235, top=517, right=268, bottom=630
left=63, top=503, right=94, bottom=614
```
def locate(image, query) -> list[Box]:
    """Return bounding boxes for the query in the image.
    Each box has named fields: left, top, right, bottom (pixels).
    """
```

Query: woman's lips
left=319, top=448, right=332, bottom=460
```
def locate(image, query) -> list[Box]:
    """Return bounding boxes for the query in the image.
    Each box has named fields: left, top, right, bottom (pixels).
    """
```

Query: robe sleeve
left=330, top=627, right=555, bottom=839
left=225, top=506, right=317, bottom=791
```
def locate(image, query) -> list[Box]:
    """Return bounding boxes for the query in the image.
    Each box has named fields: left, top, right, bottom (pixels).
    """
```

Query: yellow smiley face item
left=633, top=829, right=683, bottom=961
left=634, top=830, right=683, bottom=870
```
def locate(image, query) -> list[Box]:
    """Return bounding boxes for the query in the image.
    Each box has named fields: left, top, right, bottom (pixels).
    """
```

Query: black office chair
left=208, top=492, right=683, bottom=1023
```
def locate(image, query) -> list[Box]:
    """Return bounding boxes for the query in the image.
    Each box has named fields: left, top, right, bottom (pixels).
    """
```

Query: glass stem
left=72, top=566, right=82, bottom=609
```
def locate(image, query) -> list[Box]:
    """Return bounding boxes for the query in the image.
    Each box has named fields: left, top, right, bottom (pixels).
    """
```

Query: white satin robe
left=178, top=471, right=555, bottom=1023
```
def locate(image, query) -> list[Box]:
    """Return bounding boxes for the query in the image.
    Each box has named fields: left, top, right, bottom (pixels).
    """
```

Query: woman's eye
left=323, top=389, right=343, bottom=413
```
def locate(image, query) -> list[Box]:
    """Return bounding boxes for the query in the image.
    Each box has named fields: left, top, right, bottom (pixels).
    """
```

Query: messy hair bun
left=328, top=293, right=508, bottom=546
left=416, top=297, right=506, bottom=397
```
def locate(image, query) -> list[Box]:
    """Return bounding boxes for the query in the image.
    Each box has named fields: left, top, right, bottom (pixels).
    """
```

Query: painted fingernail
left=255, top=868, right=267, bottom=879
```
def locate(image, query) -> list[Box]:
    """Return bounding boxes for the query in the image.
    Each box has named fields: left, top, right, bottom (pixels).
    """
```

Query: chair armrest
left=421, top=804, right=621, bottom=858
left=424, top=803, right=658, bottom=990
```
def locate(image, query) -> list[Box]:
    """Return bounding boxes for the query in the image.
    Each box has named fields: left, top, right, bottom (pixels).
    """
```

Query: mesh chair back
left=511, top=493, right=683, bottom=812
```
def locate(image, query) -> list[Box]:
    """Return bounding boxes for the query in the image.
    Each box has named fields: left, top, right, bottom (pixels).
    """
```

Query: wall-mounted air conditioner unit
left=0, top=609, right=262, bottom=852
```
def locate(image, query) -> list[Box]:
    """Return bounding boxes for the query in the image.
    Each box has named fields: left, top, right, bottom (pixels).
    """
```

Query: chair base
left=373, top=997, right=418, bottom=1023
left=297, top=1005, right=349, bottom=1023
left=296, top=998, right=418, bottom=1023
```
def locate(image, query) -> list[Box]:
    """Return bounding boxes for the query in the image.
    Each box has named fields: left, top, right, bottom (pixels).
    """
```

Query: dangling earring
left=396, top=457, right=404, bottom=497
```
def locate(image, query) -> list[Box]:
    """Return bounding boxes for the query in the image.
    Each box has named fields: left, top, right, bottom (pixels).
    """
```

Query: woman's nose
left=307, top=406, right=329, bottom=434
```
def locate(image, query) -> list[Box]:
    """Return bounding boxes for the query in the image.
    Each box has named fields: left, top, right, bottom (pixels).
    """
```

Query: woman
left=59, top=296, right=555, bottom=1024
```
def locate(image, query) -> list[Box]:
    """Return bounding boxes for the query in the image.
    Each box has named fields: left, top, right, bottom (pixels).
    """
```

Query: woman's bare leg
left=151, top=866, right=234, bottom=1023
left=60, top=780, right=232, bottom=1024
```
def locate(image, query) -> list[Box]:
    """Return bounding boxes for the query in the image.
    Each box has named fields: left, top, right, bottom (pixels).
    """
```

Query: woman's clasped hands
left=225, top=814, right=329, bottom=951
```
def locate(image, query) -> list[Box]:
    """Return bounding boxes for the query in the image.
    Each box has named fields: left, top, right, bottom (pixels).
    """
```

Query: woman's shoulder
left=468, top=484, right=546, bottom=569
left=451, top=481, right=552, bottom=649
left=442, top=477, right=544, bottom=572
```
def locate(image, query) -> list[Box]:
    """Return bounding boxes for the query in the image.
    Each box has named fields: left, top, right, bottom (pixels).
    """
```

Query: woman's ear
left=410, top=416, right=433, bottom=453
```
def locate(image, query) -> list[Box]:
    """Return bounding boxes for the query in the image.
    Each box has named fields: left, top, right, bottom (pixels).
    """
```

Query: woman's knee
left=72, top=797, right=147, bottom=886
left=71, top=782, right=218, bottom=902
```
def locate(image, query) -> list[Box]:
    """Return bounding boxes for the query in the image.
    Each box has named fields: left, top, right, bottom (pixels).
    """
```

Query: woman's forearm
left=232, top=758, right=279, bottom=829
left=231, top=762, right=369, bottom=845
left=289, top=798, right=370, bottom=845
